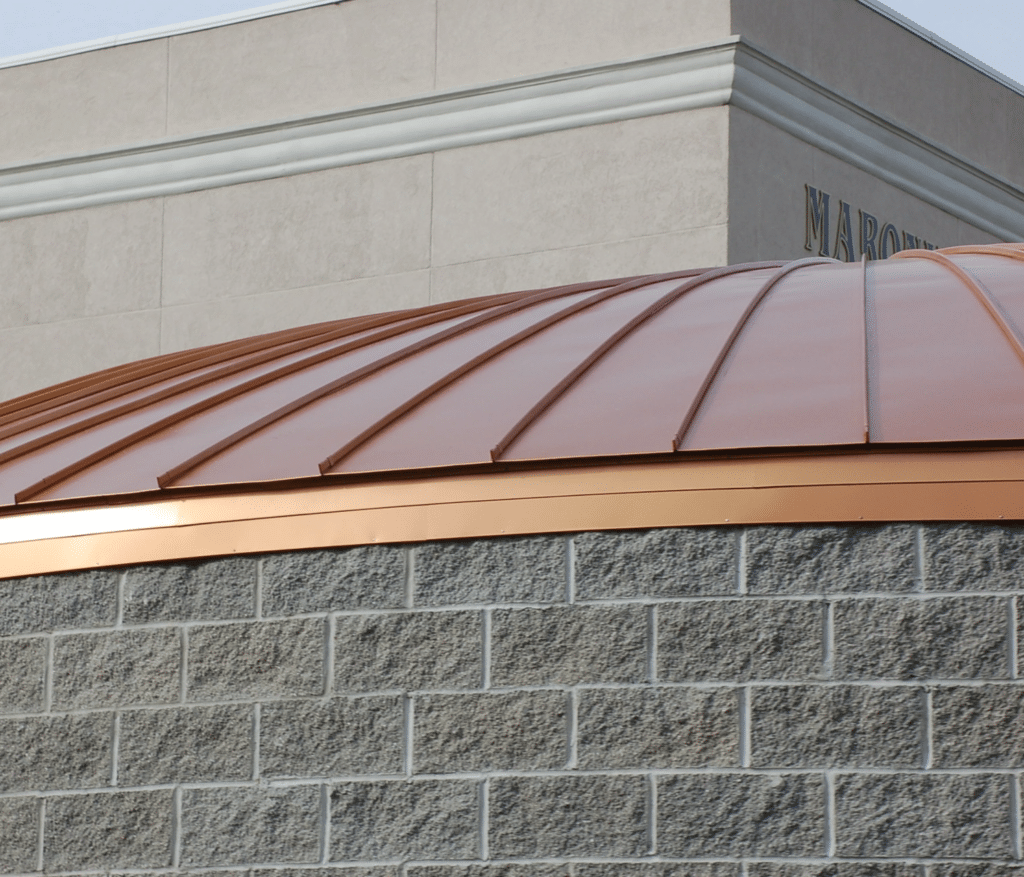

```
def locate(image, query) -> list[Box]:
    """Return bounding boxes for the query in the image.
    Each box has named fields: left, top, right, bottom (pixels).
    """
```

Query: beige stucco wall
left=0, top=0, right=1021, bottom=401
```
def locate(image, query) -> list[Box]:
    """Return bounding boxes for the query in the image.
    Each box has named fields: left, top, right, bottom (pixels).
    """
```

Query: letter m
left=805, top=185, right=830, bottom=256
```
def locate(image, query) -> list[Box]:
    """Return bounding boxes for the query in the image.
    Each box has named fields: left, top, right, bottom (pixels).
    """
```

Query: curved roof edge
left=6, top=244, right=1024, bottom=578
left=3, top=447, right=1024, bottom=579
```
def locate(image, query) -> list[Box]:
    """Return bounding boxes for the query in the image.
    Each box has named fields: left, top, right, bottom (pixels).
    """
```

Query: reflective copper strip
left=672, top=257, right=838, bottom=450
left=860, top=255, right=871, bottom=444
left=4, top=449, right=1024, bottom=579
left=318, top=269, right=717, bottom=473
left=488, top=262, right=785, bottom=462
left=891, top=249, right=1024, bottom=369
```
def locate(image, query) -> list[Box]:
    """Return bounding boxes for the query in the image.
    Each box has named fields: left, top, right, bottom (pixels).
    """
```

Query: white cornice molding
left=731, top=45, right=1024, bottom=242
left=1, top=38, right=1022, bottom=240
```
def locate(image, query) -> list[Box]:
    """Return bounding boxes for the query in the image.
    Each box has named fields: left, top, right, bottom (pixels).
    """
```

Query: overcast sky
left=0, top=0, right=1022, bottom=88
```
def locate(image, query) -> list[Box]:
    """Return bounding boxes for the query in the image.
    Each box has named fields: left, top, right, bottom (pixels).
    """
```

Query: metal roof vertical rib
left=152, top=278, right=622, bottom=490
left=671, top=257, right=838, bottom=451
left=861, top=255, right=872, bottom=444
left=488, top=262, right=785, bottom=462
left=939, top=244, right=1024, bottom=264
left=13, top=287, right=606, bottom=502
left=0, top=290, right=539, bottom=447
left=316, top=269, right=711, bottom=474
left=891, top=249, right=1024, bottom=370
left=0, top=292, right=553, bottom=472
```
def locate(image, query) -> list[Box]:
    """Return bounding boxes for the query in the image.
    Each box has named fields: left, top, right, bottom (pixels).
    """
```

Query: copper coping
left=4, top=244, right=1024, bottom=578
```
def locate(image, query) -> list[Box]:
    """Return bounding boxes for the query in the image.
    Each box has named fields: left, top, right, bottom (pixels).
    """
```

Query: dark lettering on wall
left=803, top=186, right=941, bottom=260
left=879, top=223, right=901, bottom=259
left=859, top=210, right=879, bottom=261
left=805, top=185, right=831, bottom=256
left=834, top=201, right=855, bottom=262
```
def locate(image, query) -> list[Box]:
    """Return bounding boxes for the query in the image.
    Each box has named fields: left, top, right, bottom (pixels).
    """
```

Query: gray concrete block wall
left=1, top=526, right=1024, bottom=874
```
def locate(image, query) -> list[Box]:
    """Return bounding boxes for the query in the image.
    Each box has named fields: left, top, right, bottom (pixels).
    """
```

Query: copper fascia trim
left=4, top=449, right=1024, bottom=579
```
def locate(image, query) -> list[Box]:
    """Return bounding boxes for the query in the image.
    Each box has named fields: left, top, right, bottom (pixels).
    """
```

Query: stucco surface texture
left=1, top=524, right=1023, bottom=873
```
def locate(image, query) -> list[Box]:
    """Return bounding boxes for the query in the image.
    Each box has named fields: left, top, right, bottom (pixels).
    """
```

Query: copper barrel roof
left=4, top=243, right=1024, bottom=576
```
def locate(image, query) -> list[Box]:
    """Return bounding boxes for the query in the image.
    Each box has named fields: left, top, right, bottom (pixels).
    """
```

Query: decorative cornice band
left=0, top=41, right=736, bottom=222
left=1, top=38, right=1022, bottom=239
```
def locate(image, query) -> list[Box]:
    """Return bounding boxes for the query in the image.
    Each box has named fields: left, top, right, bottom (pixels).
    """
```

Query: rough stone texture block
left=746, top=525, right=916, bottom=594
left=489, top=775, right=647, bottom=857
left=0, top=569, right=117, bottom=635
left=118, top=704, right=252, bottom=784
left=0, top=713, right=110, bottom=792
left=45, top=790, right=173, bottom=871
left=415, top=690, right=567, bottom=772
left=750, top=685, right=921, bottom=768
left=181, top=785, right=320, bottom=865
left=261, top=695, right=403, bottom=777
left=658, top=601, right=823, bottom=682
left=410, top=868, right=571, bottom=877
left=490, top=604, right=646, bottom=686
left=833, top=597, right=1008, bottom=680
left=262, top=546, right=406, bottom=615
left=929, top=866, right=1024, bottom=876
left=658, top=774, right=824, bottom=856
left=0, top=797, right=39, bottom=873
left=52, top=628, right=180, bottom=708
left=256, top=871, right=399, bottom=877
left=932, top=685, right=1024, bottom=767
left=747, top=867, right=919, bottom=876
left=0, top=636, right=46, bottom=713
left=924, top=523, right=1024, bottom=590
left=834, top=774, right=1012, bottom=857
left=188, top=618, right=324, bottom=700
left=334, top=611, right=480, bottom=692
left=123, top=557, right=256, bottom=623
left=415, top=536, right=565, bottom=606
left=577, top=867, right=738, bottom=877
left=330, top=779, right=478, bottom=860
left=575, top=528, right=737, bottom=599
left=577, top=686, right=737, bottom=768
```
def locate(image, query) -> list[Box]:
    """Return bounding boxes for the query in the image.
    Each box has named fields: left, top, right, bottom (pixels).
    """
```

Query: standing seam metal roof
left=3, top=245, right=1024, bottom=511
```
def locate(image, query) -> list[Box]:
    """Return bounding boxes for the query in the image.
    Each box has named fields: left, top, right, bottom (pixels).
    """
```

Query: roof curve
left=4, top=244, right=1024, bottom=506
left=4, top=243, right=1024, bottom=577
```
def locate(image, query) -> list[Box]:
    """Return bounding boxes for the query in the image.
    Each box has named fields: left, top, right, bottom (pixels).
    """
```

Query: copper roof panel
left=681, top=261, right=867, bottom=450
left=169, top=287, right=608, bottom=488
left=503, top=267, right=777, bottom=461
left=337, top=277, right=692, bottom=473
left=868, top=257, right=1024, bottom=443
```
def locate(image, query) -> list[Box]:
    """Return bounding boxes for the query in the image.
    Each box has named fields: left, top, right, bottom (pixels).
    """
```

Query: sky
left=0, top=0, right=1022, bottom=88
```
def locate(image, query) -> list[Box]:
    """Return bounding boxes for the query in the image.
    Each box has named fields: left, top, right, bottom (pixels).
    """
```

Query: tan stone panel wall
left=0, top=41, right=168, bottom=167
left=430, top=109, right=730, bottom=269
left=429, top=228, right=728, bottom=304
left=160, top=269, right=430, bottom=353
left=435, top=0, right=731, bottom=91
left=165, top=0, right=437, bottom=138
left=731, top=0, right=1024, bottom=184
left=726, top=107, right=1002, bottom=265
left=0, top=310, right=161, bottom=402
left=160, top=156, right=433, bottom=308
left=0, top=200, right=163, bottom=331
